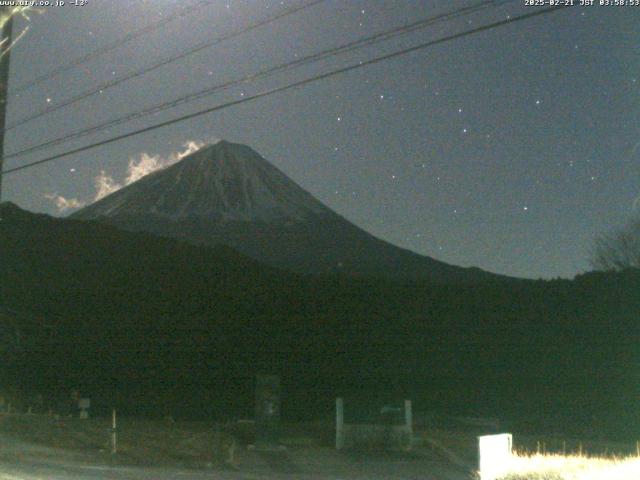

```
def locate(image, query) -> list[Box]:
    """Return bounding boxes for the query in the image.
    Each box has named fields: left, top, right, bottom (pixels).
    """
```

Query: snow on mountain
left=75, top=140, right=330, bottom=223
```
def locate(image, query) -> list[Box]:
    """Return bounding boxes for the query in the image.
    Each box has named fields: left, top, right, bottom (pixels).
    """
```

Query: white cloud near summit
left=46, top=141, right=206, bottom=212
left=44, top=193, right=86, bottom=213
left=94, top=170, right=122, bottom=201
left=94, top=141, right=205, bottom=202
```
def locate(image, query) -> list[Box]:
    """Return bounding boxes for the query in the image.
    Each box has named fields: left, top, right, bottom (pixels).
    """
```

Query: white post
left=336, top=398, right=344, bottom=450
left=79, top=398, right=90, bottom=419
left=111, top=409, right=117, bottom=455
left=404, top=399, right=412, bottom=431
left=403, top=399, right=413, bottom=450
left=478, top=433, right=513, bottom=480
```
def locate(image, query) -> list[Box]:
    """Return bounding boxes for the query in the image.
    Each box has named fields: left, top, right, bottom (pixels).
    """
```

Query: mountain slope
left=72, top=140, right=504, bottom=283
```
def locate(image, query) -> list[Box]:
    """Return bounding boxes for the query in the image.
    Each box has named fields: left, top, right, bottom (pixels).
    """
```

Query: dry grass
left=496, top=452, right=640, bottom=480
left=0, top=414, right=238, bottom=468
left=420, top=428, right=640, bottom=480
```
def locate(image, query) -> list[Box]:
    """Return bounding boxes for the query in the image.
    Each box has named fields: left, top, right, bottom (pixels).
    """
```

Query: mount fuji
left=72, top=140, right=503, bottom=283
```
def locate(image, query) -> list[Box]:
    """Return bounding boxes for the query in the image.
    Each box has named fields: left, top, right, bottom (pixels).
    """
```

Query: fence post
left=404, top=399, right=413, bottom=449
left=404, top=399, right=412, bottom=430
left=111, top=408, right=117, bottom=455
left=336, top=398, right=344, bottom=450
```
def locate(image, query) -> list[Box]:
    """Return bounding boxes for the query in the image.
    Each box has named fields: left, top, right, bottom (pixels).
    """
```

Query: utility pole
left=0, top=7, right=13, bottom=203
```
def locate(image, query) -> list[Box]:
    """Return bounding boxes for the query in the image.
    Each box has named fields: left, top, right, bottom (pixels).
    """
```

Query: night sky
left=2, top=0, right=639, bottom=279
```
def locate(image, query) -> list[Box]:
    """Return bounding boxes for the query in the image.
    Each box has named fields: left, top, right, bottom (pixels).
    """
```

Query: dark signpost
left=255, top=374, right=280, bottom=448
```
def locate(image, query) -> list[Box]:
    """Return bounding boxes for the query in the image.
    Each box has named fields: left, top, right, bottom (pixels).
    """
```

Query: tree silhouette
left=591, top=217, right=640, bottom=271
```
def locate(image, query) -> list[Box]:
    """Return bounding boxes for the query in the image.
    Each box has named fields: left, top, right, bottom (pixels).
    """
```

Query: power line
left=2, top=0, right=327, bottom=133
left=2, top=5, right=570, bottom=178
left=4, top=0, right=515, bottom=162
left=10, top=0, right=217, bottom=96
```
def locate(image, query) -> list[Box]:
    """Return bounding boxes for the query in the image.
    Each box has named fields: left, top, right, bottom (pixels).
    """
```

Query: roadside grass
left=419, top=428, right=640, bottom=479
left=0, top=414, right=237, bottom=468
left=498, top=452, right=640, bottom=480
left=423, top=428, right=637, bottom=460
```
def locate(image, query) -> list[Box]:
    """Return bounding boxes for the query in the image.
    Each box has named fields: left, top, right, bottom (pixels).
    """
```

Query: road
left=0, top=435, right=472, bottom=479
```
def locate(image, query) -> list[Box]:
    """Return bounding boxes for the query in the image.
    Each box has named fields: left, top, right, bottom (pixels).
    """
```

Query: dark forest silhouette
left=1, top=202, right=638, bottom=441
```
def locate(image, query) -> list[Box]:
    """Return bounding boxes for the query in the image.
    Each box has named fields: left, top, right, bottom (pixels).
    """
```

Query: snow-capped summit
left=72, top=140, right=504, bottom=283
left=74, top=140, right=330, bottom=223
